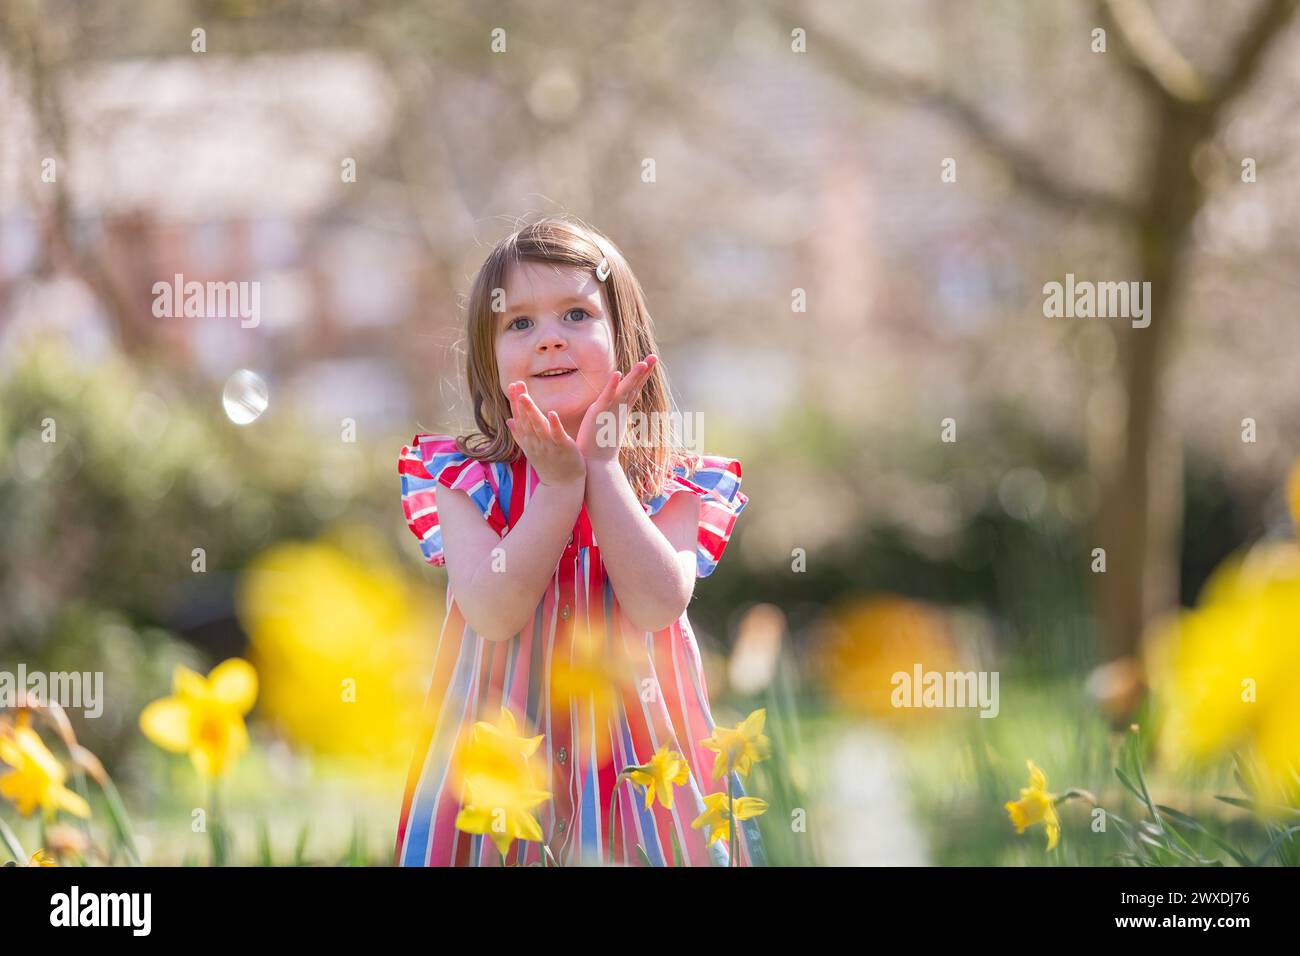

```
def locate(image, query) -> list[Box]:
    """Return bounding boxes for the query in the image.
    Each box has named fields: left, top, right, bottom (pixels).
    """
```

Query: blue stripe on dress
left=402, top=625, right=479, bottom=866
left=619, top=715, right=667, bottom=866
left=729, top=770, right=769, bottom=866
left=495, top=461, right=512, bottom=524
left=581, top=742, right=599, bottom=860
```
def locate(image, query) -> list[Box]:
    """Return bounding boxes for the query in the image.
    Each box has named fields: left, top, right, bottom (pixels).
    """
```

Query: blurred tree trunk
left=1094, top=0, right=1297, bottom=667
left=768, top=0, right=1297, bottom=696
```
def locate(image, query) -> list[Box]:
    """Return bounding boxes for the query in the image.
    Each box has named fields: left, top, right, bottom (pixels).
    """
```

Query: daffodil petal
left=57, top=785, right=91, bottom=819
left=139, top=698, right=194, bottom=752
left=208, top=659, right=258, bottom=713
left=173, top=665, right=209, bottom=699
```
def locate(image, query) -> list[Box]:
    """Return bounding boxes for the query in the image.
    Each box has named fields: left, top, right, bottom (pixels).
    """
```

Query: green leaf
left=209, top=820, right=227, bottom=867
left=1231, top=752, right=1257, bottom=798
left=1155, top=804, right=1253, bottom=866
left=293, top=822, right=309, bottom=866
left=96, top=773, right=143, bottom=866
left=1254, top=825, right=1300, bottom=867
left=1114, top=767, right=1146, bottom=807
left=1147, top=808, right=1207, bottom=862
left=257, top=818, right=273, bottom=866
left=1214, top=794, right=1300, bottom=817
left=0, top=816, right=26, bottom=863
left=1123, top=736, right=1161, bottom=826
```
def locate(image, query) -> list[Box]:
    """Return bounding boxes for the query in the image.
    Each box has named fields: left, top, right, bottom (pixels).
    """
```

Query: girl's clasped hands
left=504, top=355, right=657, bottom=487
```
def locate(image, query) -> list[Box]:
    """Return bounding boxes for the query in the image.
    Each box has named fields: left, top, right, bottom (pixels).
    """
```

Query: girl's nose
left=537, top=325, right=568, bottom=351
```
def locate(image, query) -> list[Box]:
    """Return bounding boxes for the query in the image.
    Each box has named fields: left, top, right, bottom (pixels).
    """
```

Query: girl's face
left=494, top=259, right=617, bottom=438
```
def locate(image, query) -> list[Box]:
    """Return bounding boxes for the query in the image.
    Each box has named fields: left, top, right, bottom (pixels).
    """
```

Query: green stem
left=607, top=776, right=621, bottom=866
left=208, top=780, right=226, bottom=867
left=69, top=767, right=94, bottom=854
left=97, top=773, right=143, bottom=866
left=728, top=773, right=737, bottom=868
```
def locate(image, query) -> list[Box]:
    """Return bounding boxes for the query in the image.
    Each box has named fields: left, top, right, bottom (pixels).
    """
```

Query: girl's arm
left=438, top=475, right=584, bottom=642
left=440, top=380, right=587, bottom=642
left=584, top=459, right=699, bottom=633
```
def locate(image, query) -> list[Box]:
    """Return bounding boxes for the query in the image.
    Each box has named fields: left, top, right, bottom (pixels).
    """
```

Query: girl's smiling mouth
left=533, top=367, right=578, bottom=379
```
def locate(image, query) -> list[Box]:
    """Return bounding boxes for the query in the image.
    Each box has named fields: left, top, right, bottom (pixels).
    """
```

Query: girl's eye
left=507, top=309, right=588, bottom=331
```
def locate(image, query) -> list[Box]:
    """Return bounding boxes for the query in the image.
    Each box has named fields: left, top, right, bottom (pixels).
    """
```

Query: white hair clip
left=595, top=257, right=611, bottom=282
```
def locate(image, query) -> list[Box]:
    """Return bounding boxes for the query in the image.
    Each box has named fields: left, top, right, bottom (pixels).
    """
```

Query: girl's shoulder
left=642, top=451, right=747, bottom=515
left=398, top=433, right=510, bottom=566
left=642, top=451, right=749, bottom=579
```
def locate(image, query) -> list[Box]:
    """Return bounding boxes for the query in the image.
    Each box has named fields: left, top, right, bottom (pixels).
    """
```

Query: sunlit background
left=3, top=0, right=1300, bottom=866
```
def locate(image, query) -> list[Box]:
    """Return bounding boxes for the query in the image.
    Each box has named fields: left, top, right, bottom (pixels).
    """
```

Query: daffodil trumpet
left=1004, top=759, right=1061, bottom=851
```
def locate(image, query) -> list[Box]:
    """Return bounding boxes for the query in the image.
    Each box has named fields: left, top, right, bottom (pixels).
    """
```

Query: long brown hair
left=452, top=215, right=697, bottom=503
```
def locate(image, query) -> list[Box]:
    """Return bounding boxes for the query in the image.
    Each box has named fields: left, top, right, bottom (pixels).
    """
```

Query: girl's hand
left=506, top=381, right=586, bottom=487
left=575, top=355, right=657, bottom=463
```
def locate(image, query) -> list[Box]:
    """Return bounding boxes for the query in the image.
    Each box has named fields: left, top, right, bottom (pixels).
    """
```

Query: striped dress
left=394, top=433, right=767, bottom=867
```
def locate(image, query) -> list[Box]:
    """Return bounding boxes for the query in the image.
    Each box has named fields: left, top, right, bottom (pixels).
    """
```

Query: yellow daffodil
left=452, top=708, right=552, bottom=857
left=1145, top=536, right=1300, bottom=807
left=1004, top=759, right=1060, bottom=851
left=701, top=708, right=771, bottom=780
left=690, top=791, right=768, bottom=847
left=139, top=659, right=258, bottom=779
left=0, top=711, right=91, bottom=821
left=548, top=623, right=633, bottom=768
left=624, top=745, right=690, bottom=810
left=237, top=531, right=437, bottom=766
left=456, top=708, right=544, bottom=783
left=454, top=774, right=553, bottom=857
left=28, top=849, right=57, bottom=867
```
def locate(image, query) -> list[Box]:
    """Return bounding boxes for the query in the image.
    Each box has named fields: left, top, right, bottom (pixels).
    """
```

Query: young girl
left=394, top=216, right=766, bottom=867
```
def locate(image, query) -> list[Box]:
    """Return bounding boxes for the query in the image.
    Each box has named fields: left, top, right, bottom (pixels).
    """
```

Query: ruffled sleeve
left=641, top=455, right=748, bottom=578
left=398, top=434, right=509, bottom=567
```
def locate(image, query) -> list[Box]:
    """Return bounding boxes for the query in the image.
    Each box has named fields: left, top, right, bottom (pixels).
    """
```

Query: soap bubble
left=222, top=369, right=269, bottom=425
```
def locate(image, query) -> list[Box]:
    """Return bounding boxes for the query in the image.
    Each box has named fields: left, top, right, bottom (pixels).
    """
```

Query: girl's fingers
left=519, top=392, right=574, bottom=447
left=519, top=392, right=552, bottom=435
left=548, top=409, right=573, bottom=442
left=506, top=416, right=531, bottom=452
left=614, top=359, right=652, bottom=404
left=514, top=396, right=540, bottom=443
left=593, top=370, right=622, bottom=413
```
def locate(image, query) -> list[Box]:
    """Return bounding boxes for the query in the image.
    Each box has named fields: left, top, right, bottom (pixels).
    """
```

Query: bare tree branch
left=1098, top=0, right=1208, bottom=103
left=1206, top=0, right=1299, bottom=111
left=1, top=3, right=144, bottom=353
left=1098, top=0, right=1296, bottom=112
left=764, top=0, right=1139, bottom=223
